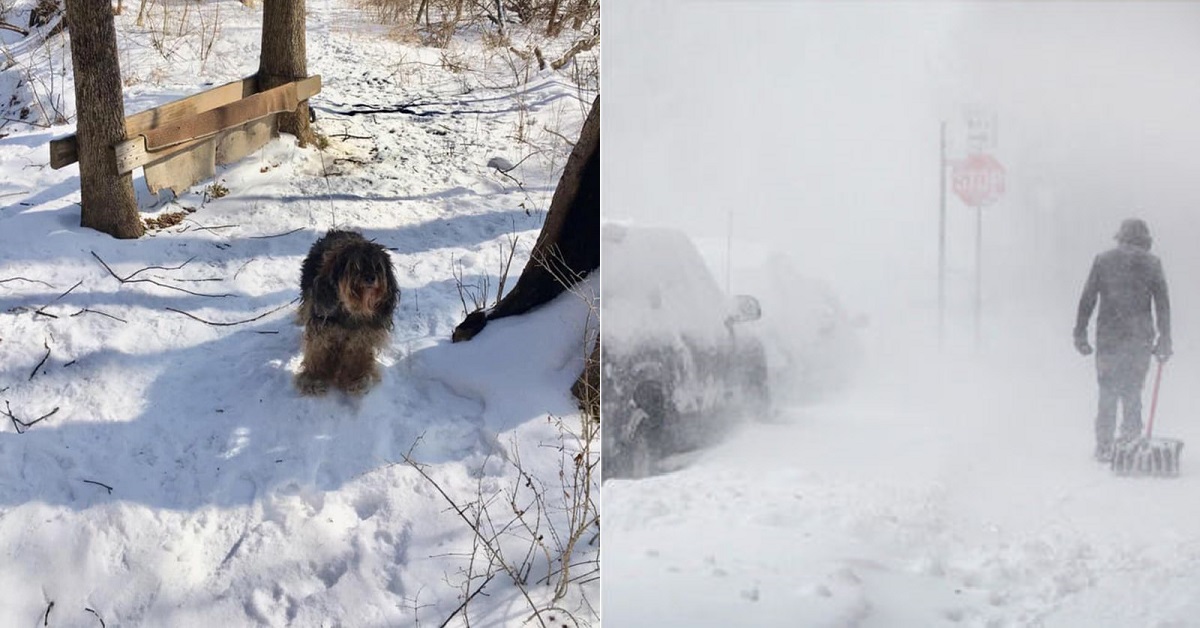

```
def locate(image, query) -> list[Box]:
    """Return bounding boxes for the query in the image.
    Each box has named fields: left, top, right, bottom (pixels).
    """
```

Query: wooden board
left=114, top=76, right=320, bottom=174
left=142, top=116, right=279, bottom=195
left=143, top=137, right=217, bottom=195
left=50, top=74, right=319, bottom=171
left=216, top=116, right=277, bottom=166
left=50, top=76, right=256, bottom=170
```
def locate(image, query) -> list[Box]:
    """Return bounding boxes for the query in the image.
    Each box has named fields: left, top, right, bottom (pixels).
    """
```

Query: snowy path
left=605, top=328, right=1200, bottom=627
left=0, top=1, right=597, bottom=625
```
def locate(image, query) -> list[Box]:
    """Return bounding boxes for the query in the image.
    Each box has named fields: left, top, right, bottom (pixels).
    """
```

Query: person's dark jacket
left=1075, top=243, right=1171, bottom=355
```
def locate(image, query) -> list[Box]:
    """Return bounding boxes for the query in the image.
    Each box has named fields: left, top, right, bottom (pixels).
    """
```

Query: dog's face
left=323, top=245, right=393, bottom=318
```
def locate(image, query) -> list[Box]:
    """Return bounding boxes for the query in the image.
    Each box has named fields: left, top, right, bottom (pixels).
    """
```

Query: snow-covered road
left=605, top=324, right=1200, bottom=627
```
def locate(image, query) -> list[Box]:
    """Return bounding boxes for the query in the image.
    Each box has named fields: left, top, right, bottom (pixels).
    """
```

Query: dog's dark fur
left=296, top=230, right=399, bottom=395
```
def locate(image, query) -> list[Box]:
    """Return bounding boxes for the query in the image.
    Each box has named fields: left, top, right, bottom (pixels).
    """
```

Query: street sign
left=952, top=153, right=1005, bottom=207
left=963, top=106, right=998, bottom=154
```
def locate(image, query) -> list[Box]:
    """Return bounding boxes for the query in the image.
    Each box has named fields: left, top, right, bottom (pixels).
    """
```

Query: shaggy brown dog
left=296, top=230, right=399, bottom=395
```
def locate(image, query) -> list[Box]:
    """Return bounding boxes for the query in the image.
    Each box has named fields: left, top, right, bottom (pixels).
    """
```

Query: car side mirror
left=727, top=294, right=762, bottom=325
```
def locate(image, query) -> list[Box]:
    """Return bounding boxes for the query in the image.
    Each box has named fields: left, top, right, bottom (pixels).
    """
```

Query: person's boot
left=1117, top=425, right=1143, bottom=446
left=1094, top=441, right=1114, bottom=462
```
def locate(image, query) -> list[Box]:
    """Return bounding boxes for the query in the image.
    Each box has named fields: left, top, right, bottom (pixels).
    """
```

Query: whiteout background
left=603, top=2, right=1200, bottom=626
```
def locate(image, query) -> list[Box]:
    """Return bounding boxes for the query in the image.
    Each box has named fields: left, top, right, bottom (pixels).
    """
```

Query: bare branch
left=85, top=607, right=106, bottom=628
left=438, top=571, right=497, bottom=628
left=82, top=479, right=114, bottom=494
left=91, top=251, right=234, bottom=298
left=551, top=34, right=599, bottom=71
left=3, top=402, right=59, bottom=434
left=401, top=455, right=548, bottom=628
left=29, top=338, right=50, bottom=381
left=34, top=280, right=83, bottom=318
left=164, top=298, right=298, bottom=327
left=183, top=219, right=238, bottom=234
left=0, top=276, right=55, bottom=289
left=250, top=227, right=305, bottom=239
left=70, top=308, right=128, bottom=323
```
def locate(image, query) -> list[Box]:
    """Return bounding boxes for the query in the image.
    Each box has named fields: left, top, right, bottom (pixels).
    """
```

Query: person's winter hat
left=1115, top=218, right=1152, bottom=249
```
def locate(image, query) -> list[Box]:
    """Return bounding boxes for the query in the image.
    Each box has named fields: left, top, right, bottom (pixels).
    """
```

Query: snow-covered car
left=691, top=238, right=866, bottom=405
left=731, top=253, right=865, bottom=404
left=601, top=223, right=769, bottom=479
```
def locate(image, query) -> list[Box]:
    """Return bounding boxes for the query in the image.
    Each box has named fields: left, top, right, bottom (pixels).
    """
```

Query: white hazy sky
left=603, top=0, right=1200, bottom=347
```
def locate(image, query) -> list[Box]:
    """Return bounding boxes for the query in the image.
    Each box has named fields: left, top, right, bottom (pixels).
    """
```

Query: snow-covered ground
left=0, top=1, right=598, bottom=625
left=605, top=312, right=1200, bottom=627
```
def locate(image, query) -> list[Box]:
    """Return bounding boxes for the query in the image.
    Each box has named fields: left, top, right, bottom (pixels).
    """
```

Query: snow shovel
left=1111, top=360, right=1184, bottom=477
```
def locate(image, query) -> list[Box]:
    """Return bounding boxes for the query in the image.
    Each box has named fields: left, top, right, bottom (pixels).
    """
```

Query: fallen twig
left=29, top=338, right=49, bottom=380
left=249, top=227, right=305, bottom=239
left=34, top=280, right=83, bottom=318
left=182, top=219, right=238, bottom=234
left=70, top=308, right=127, bottom=323
left=91, top=251, right=234, bottom=298
left=0, top=276, right=55, bottom=289
left=82, top=479, right=114, bottom=494
left=165, top=298, right=297, bottom=327
left=43, top=600, right=53, bottom=626
left=3, top=401, right=59, bottom=434
left=232, top=259, right=255, bottom=280
left=85, top=607, right=106, bottom=628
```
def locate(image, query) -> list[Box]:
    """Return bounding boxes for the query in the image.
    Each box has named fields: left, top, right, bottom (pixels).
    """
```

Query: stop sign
left=952, top=153, right=1005, bottom=207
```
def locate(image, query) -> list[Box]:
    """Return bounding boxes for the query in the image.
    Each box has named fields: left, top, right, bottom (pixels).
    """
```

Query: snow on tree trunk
left=451, top=94, right=599, bottom=342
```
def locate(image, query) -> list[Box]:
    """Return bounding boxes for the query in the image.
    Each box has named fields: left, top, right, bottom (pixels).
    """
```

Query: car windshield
left=602, top=224, right=730, bottom=349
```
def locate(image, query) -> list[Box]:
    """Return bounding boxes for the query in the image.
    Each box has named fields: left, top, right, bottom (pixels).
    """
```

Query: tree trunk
left=259, top=0, right=316, bottom=147
left=65, top=0, right=143, bottom=239
left=451, top=94, right=599, bottom=342
left=546, top=0, right=561, bottom=37
left=572, top=336, right=599, bottom=418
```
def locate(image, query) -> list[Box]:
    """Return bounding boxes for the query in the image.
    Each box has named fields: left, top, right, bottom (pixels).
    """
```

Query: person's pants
left=1095, top=343, right=1153, bottom=446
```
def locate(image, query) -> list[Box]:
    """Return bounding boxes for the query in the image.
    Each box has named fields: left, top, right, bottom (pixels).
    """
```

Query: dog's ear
left=311, top=278, right=341, bottom=318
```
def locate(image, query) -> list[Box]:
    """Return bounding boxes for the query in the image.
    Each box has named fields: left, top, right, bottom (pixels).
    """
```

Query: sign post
left=938, top=122, right=947, bottom=348
left=951, top=151, right=1006, bottom=347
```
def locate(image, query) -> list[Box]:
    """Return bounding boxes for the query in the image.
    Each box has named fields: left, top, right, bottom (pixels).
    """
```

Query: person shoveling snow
left=1074, top=218, right=1173, bottom=463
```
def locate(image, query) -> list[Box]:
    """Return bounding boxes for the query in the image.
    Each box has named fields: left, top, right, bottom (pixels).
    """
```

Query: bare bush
left=1, top=10, right=71, bottom=128
left=130, top=0, right=225, bottom=71
left=409, top=256, right=599, bottom=625
left=360, top=0, right=598, bottom=50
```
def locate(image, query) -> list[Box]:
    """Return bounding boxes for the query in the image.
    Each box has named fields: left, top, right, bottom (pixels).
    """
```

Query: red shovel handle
left=1147, top=360, right=1165, bottom=438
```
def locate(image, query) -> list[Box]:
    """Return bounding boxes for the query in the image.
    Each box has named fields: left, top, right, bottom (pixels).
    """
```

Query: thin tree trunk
left=65, top=0, right=143, bottom=239
left=259, top=0, right=316, bottom=147
left=546, top=0, right=561, bottom=37
left=572, top=336, right=599, bottom=418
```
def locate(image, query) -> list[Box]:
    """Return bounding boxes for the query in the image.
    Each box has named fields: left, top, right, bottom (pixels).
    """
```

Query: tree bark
left=451, top=94, right=599, bottom=343
left=572, top=336, right=599, bottom=418
left=259, top=0, right=316, bottom=147
left=546, top=0, right=561, bottom=37
left=65, top=0, right=143, bottom=239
